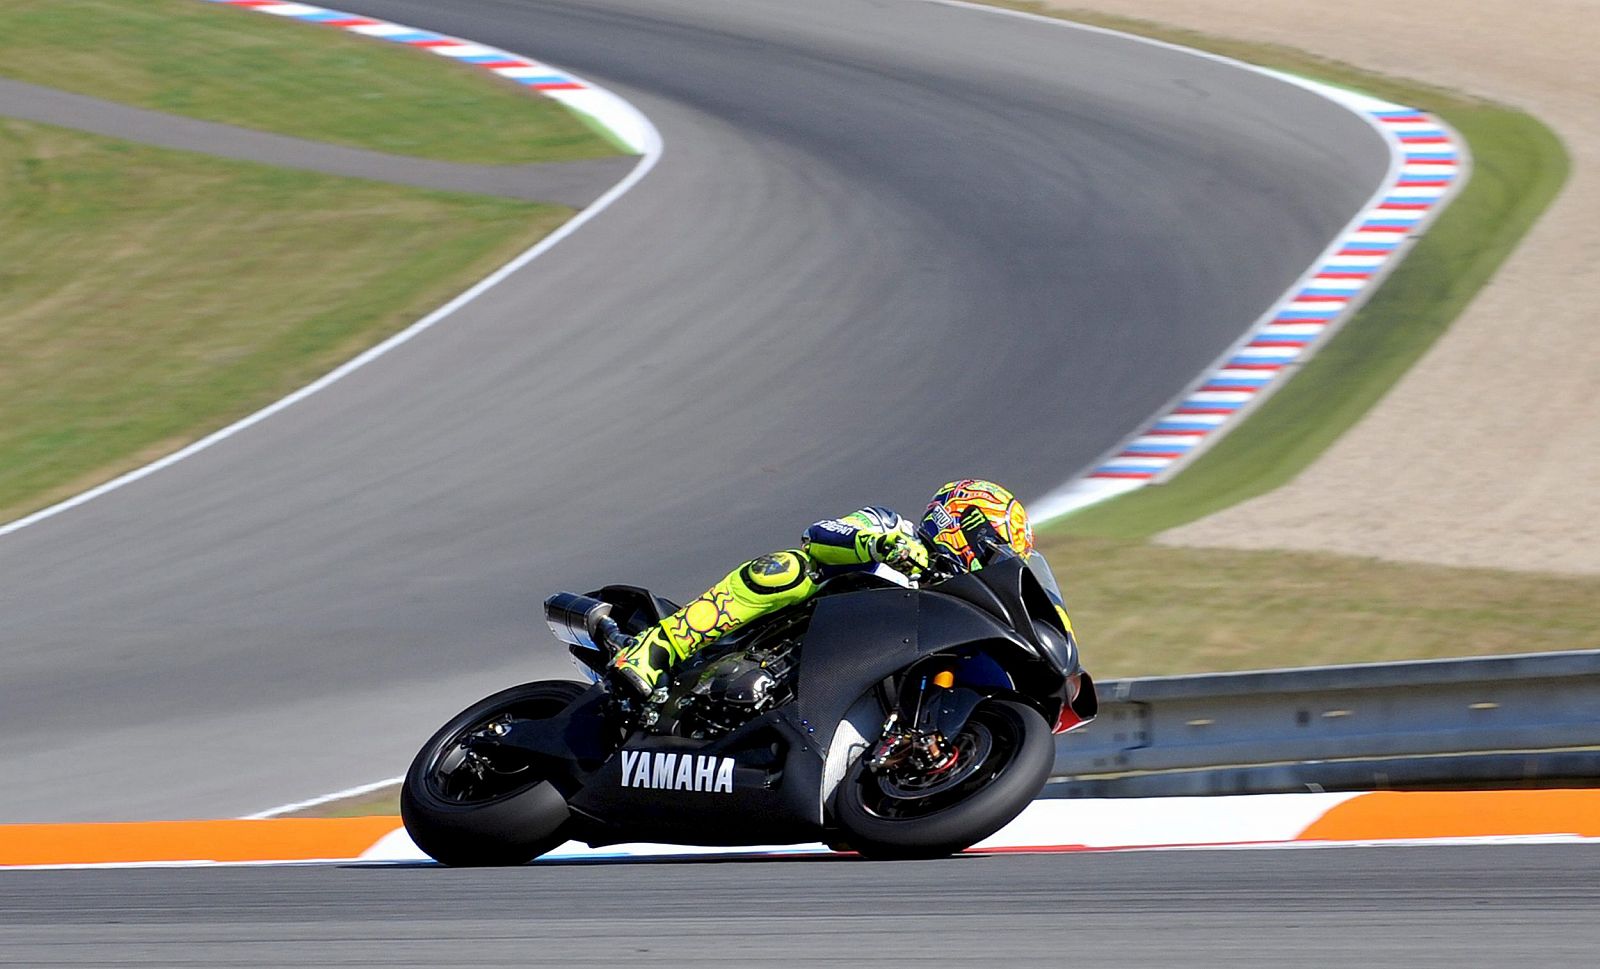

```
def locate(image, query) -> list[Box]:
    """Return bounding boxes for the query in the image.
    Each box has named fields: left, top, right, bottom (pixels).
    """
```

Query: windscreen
left=1025, top=550, right=1065, bottom=605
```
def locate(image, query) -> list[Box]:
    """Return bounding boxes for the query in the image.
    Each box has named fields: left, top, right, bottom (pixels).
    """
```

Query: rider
left=610, top=478, right=1076, bottom=697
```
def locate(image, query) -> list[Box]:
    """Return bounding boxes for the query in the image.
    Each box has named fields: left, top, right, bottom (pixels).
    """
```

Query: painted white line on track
left=11, top=834, right=1597, bottom=873
left=241, top=775, right=404, bottom=820
left=3, top=858, right=392, bottom=873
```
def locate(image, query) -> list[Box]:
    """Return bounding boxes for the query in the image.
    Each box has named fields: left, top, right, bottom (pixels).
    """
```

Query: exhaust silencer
left=544, top=592, right=614, bottom=652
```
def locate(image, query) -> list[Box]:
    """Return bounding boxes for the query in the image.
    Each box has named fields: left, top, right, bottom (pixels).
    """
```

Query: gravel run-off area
left=1036, top=0, right=1600, bottom=575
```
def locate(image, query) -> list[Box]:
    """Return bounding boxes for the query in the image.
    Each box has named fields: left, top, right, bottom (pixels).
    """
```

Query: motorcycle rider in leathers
left=611, top=478, right=1078, bottom=697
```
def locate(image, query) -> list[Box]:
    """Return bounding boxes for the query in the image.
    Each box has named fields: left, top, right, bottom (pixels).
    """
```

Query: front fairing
left=929, top=554, right=1079, bottom=675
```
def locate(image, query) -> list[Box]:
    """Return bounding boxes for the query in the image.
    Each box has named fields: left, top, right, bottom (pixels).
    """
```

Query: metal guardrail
left=1047, top=649, right=1600, bottom=797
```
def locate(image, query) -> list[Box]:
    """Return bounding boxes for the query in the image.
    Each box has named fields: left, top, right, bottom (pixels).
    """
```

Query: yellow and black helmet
left=919, top=478, right=1033, bottom=570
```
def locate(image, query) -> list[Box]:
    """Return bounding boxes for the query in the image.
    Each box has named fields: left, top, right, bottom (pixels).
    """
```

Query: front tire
left=401, top=679, right=589, bottom=867
left=833, top=698, right=1053, bottom=860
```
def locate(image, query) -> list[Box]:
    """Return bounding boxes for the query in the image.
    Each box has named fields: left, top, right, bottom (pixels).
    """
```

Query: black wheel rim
left=857, top=704, right=1022, bottom=821
left=425, top=692, right=573, bottom=805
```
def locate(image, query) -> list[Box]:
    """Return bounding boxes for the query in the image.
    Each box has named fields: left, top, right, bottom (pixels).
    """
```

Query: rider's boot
left=609, top=550, right=817, bottom=697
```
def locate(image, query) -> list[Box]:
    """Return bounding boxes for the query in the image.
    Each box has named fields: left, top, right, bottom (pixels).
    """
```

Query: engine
left=641, top=625, right=801, bottom=739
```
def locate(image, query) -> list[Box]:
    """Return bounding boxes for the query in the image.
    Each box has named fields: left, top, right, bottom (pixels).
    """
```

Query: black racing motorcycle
left=400, top=520, right=1097, bottom=864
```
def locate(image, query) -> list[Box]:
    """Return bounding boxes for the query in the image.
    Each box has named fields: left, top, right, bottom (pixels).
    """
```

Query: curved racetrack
left=3, top=845, right=1598, bottom=965
left=0, top=0, right=1388, bottom=821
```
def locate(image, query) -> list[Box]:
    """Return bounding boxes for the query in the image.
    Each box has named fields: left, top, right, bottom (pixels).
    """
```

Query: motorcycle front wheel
left=400, top=679, right=588, bottom=867
left=832, top=698, right=1053, bottom=860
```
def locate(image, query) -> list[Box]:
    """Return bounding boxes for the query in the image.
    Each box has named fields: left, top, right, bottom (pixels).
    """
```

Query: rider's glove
left=871, top=531, right=930, bottom=576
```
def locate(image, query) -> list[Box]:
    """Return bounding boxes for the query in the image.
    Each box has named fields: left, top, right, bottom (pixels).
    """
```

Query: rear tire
left=401, top=679, right=589, bottom=867
left=833, top=698, right=1052, bottom=860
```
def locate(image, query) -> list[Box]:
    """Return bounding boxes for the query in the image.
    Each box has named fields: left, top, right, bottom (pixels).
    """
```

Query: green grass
left=975, top=4, right=1570, bottom=540
left=0, top=119, right=568, bottom=524
left=0, top=0, right=619, bottom=164
left=1039, top=534, right=1600, bottom=678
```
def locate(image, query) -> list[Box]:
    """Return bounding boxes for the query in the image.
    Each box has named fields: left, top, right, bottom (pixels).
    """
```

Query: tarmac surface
left=0, top=0, right=1388, bottom=821
left=2, top=844, right=1596, bottom=966
left=0, top=76, right=634, bottom=206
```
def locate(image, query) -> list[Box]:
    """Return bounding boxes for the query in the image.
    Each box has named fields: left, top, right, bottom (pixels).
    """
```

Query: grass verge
left=976, top=3, right=1570, bottom=540
left=1037, top=533, right=1600, bottom=677
left=0, top=119, right=568, bottom=524
left=0, top=0, right=619, bottom=164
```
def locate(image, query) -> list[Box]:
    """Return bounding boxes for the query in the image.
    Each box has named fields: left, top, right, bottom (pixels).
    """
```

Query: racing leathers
left=611, top=507, right=930, bottom=696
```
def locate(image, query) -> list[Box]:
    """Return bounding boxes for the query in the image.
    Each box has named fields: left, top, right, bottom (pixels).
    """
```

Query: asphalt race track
left=3, top=845, right=1597, bottom=966
left=0, top=0, right=1389, bottom=821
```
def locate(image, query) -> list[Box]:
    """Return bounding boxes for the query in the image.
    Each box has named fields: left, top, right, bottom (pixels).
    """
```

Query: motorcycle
left=400, top=518, right=1097, bottom=864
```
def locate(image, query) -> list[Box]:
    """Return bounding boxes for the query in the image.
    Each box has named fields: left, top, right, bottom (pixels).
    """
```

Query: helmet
left=921, top=479, right=1033, bottom=570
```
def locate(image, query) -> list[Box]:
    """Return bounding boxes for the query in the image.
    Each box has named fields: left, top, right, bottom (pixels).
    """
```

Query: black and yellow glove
left=871, top=530, right=930, bottom=576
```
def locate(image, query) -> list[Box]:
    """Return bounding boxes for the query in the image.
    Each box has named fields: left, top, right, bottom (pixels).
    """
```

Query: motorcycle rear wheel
left=400, top=679, right=588, bottom=867
left=833, top=698, right=1052, bottom=860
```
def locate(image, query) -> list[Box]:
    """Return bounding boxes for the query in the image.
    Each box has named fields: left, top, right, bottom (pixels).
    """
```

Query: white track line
left=241, top=775, right=405, bottom=820
left=13, top=833, right=1597, bottom=872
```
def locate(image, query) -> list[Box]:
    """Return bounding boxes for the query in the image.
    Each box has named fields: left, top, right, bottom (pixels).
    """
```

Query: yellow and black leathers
left=612, top=507, right=927, bottom=695
left=611, top=506, right=1075, bottom=696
